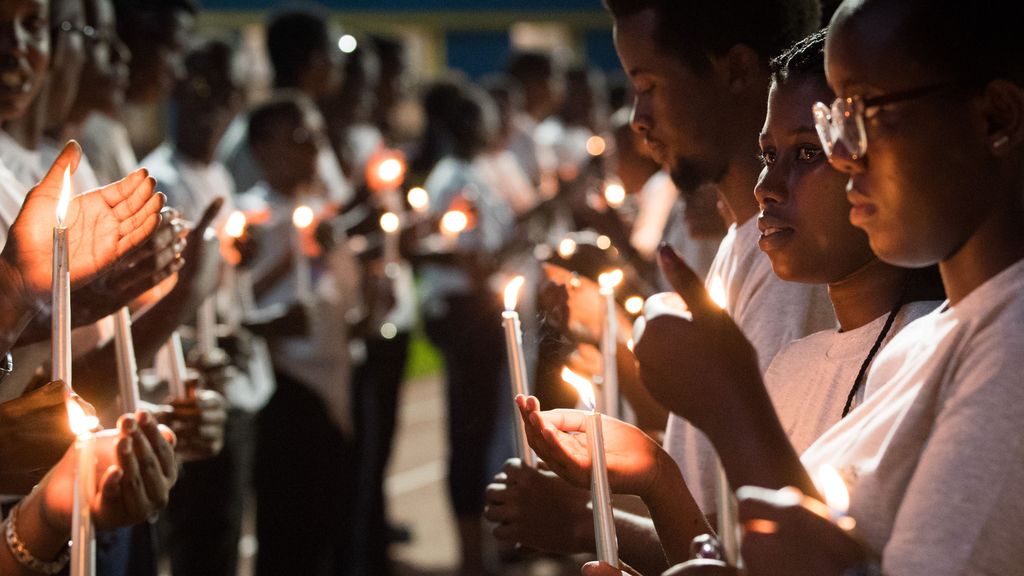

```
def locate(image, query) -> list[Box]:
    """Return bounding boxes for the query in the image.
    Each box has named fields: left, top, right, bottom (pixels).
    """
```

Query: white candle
left=291, top=204, right=315, bottom=301
left=597, top=269, right=624, bottom=419
left=52, top=165, right=72, bottom=391
left=113, top=307, right=140, bottom=413
left=379, top=210, right=401, bottom=277
left=67, top=396, right=98, bottom=576
left=562, top=367, right=618, bottom=565
left=224, top=211, right=254, bottom=322
left=196, top=298, right=217, bottom=359
left=501, top=276, right=536, bottom=468
left=162, top=332, right=188, bottom=400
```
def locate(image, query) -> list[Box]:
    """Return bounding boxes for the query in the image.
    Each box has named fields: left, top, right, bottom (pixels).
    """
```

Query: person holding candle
left=619, top=1, right=1024, bottom=573
left=0, top=411, right=178, bottom=576
left=240, top=93, right=363, bottom=576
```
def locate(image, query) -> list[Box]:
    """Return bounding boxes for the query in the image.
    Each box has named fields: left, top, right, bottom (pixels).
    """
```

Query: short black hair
left=603, top=0, right=820, bottom=73
left=248, top=92, right=312, bottom=147
left=266, top=6, right=331, bottom=88
left=835, top=0, right=1024, bottom=87
left=770, top=28, right=827, bottom=85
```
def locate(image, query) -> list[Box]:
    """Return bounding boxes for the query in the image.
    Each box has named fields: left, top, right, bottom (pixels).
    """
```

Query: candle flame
left=598, top=269, right=624, bottom=290
left=292, top=205, right=315, bottom=230
left=812, top=465, right=850, bottom=515
left=55, top=165, right=72, bottom=226
left=624, top=295, right=644, bottom=315
left=376, top=158, right=405, bottom=186
left=407, top=187, right=430, bottom=212
left=709, top=276, right=728, bottom=309
left=561, top=367, right=596, bottom=411
left=379, top=211, right=400, bottom=233
left=557, top=238, right=577, bottom=259
left=66, top=396, right=99, bottom=436
left=604, top=183, right=626, bottom=208
left=224, top=211, right=247, bottom=239
left=625, top=338, right=635, bottom=352
left=586, top=136, right=606, bottom=157
left=440, top=210, right=468, bottom=235
left=504, top=275, right=525, bottom=311
left=596, top=235, right=612, bottom=250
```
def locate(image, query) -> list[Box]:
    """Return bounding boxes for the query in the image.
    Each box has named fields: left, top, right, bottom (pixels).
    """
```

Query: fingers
left=38, top=140, right=82, bottom=190
left=657, top=244, right=717, bottom=316
left=102, top=168, right=152, bottom=214
left=116, top=192, right=165, bottom=257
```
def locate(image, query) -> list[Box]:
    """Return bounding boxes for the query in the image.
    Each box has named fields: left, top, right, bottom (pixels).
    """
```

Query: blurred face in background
left=72, top=0, right=129, bottom=118
left=0, top=0, right=49, bottom=120
left=44, top=0, right=86, bottom=128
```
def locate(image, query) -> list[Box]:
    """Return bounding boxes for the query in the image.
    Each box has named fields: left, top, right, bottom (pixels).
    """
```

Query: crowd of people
left=0, top=0, right=1021, bottom=575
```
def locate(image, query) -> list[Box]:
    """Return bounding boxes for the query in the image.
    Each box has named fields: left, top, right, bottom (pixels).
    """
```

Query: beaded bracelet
left=5, top=503, right=70, bottom=575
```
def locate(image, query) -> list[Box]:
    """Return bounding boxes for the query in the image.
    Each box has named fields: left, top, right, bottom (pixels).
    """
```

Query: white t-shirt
left=664, top=217, right=836, bottom=512
left=801, top=257, right=1024, bottom=576
left=765, top=299, right=941, bottom=456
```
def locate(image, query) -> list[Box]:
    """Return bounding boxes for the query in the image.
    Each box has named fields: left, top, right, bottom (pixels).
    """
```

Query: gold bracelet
left=4, top=503, right=70, bottom=574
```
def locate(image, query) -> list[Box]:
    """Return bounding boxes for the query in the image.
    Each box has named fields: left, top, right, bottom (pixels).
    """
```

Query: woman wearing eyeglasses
left=516, top=28, right=948, bottom=575
left=572, top=1, right=1024, bottom=575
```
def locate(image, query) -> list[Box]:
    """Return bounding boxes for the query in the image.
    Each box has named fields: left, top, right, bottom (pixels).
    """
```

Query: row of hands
left=486, top=245, right=874, bottom=576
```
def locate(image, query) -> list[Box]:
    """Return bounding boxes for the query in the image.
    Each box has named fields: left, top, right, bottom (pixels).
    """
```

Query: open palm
left=2, top=142, right=163, bottom=299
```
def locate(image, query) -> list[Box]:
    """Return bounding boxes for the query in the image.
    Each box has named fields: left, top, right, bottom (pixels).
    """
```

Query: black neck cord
left=841, top=302, right=905, bottom=418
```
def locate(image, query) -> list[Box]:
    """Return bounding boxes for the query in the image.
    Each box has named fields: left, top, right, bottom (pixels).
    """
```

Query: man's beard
left=669, top=155, right=722, bottom=197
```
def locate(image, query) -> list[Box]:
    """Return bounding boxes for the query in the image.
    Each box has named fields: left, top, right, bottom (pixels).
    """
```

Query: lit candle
left=379, top=211, right=401, bottom=276
left=407, top=187, right=430, bottom=214
left=291, top=204, right=315, bottom=301
left=370, top=152, right=407, bottom=279
left=224, top=210, right=254, bottom=320
left=52, top=165, right=72, bottom=391
left=162, top=332, right=188, bottom=400
left=440, top=209, right=468, bottom=238
left=597, top=269, right=624, bottom=419
left=706, top=274, right=740, bottom=566
left=113, top=308, right=140, bottom=413
left=196, top=299, right=217, bottom=360
left=603, top=182, right=626, bottom=209
left=67, top=395, right=99, bottom=576
left=561, top=367, right=618, bottom=566
left=811, top=465, right=856, bottom=530
left=501, top=276, right=536, bottom=468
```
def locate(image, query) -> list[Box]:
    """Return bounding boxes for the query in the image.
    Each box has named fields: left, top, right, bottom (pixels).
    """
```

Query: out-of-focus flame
left=586, top=136, right=606, bottom=157
left=625, top=338, right=635, bottom=352
left=598, top=269, right=624, bottom=290
left=66, top=395, right=99, bottom=436
left=292, top=205, right=315, bottom=230
left=407, top=187, right=430, bottom=213
left=56, top=165, right=72, bottom=226
left=604, top=183, right=626, bottom=208
left=624, top=296, right=644, bottom=315
left=596, top=235, right=612, bottom=250
left=812, top=465, right=850, bottom=516
left=440, top=210, right=468, bottom=235
left=224, top=211, right=247, bottom=239
left=561, top=367, right=596, bottom=411
left=379, top=211, right=400, bottom=233
left=557, top=238, right=577, bottom=259
left=376, top=158, right=405, bottom=186
left=709, top=276, right=728, bottom=310
left=504, top=275, right=525, bottom=311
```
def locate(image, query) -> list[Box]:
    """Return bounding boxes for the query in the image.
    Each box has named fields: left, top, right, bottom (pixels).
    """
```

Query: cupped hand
left=542, top=263, right=603, bottom=344
left=737, top=486, right=873, bottom=576
left=516, top=395, right=667, bottom=499
left=40, top=410, right=178, bottom=533
left=484, top=457, right=592, bottom=554
left=633, top=245, right=761, bottom=435
left=2, top=141, right=164, bottom=300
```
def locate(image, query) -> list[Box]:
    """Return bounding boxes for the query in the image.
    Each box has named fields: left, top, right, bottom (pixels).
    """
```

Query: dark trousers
left=424, top=295, right=507, bottom=517
left=255, top=371, right=355, bottom=576
left=349, top=332, right=411, bottom=576
left=165, top=409, right=256, bottom=576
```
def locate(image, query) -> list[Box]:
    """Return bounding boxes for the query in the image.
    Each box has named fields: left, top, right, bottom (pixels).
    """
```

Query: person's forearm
left=708, top=389, right=818, bottom=500
left=613, top=510, right=671, bottom=576
left=0, top=485, right=69, bottom=575
left=642, top=452, right=713, bottom=566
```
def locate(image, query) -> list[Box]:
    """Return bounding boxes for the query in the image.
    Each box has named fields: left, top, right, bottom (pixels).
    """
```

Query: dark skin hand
left=634, top=245, right=817, bottom=499
left=0, top=381, right=74, bottom=493
left=156, top=387, right=227, bottom=462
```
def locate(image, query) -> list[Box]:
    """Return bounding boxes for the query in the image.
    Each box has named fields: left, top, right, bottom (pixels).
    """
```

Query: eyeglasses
left=812, top=82, right=962, bottom=160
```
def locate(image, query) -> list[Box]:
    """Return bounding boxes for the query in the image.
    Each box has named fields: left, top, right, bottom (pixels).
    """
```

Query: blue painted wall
left=202, top=0, right=603, bottom=10
left=445, top=31, right=511, bottom=80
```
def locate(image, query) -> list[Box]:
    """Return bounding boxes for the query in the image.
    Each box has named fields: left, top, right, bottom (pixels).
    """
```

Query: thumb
left=38, top=140, right=82, bottom=190
left=657, top=243, right=716, bottom=316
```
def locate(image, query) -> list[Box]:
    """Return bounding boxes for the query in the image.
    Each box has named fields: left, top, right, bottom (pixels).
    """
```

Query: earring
left=993, top=135, right=1010, bottom=150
